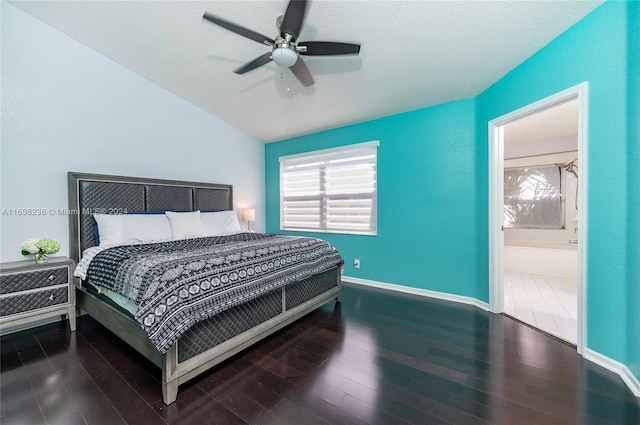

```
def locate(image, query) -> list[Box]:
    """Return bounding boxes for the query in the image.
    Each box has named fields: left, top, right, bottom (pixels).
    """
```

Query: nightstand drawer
left=0, top=266, right=68, bottom=294
left=0, top=286, right=69, bottom=317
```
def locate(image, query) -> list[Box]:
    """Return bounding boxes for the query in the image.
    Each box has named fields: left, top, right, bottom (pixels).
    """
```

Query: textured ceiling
left=11, top=1, right=602, bottom=142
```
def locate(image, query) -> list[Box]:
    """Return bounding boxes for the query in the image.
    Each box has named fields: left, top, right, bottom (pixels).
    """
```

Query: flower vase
left=35, top=254, right=48, bottom=264
left=21, top=239, right=60, bottom=264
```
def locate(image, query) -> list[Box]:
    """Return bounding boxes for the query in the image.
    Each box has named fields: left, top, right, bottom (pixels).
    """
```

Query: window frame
left=279, top=141, right=378, bottom=236
left=503, top=165, right=565, bottom=230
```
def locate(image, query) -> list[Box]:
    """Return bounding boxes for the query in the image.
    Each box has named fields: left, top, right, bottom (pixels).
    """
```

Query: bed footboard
left=77, top=267, right=341, bottom=404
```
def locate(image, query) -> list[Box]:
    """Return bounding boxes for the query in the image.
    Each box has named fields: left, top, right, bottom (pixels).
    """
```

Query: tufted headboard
left=67, top=172, right=233, bottom=263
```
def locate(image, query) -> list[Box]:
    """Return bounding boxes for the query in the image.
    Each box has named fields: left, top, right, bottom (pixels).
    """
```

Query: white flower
left=21, top=239, right=40, bottom=254
left=21, top=238, right=60, bottom=259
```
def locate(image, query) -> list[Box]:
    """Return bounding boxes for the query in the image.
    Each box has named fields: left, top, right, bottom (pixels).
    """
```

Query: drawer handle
left=48, top=275, right=55, bottom=281
left=48, top=294, right=55, bottom=301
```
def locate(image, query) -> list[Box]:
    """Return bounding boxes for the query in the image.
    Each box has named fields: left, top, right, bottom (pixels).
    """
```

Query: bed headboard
left=68, top=172, right=233, bottom=263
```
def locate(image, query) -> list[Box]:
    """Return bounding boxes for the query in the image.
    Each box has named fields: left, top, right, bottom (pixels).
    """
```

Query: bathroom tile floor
left=504, top=272, right=577, bottom=344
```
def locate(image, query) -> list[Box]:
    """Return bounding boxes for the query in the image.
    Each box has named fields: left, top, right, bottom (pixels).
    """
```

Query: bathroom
left=502, top=99, right=579, bottom=344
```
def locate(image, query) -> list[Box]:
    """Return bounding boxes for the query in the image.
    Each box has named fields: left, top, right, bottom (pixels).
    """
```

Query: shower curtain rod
left=504, top=149, right=577, bottom=161
left=504, top=160, right=577, bottom=171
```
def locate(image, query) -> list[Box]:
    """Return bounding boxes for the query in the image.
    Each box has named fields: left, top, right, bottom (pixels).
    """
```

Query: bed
left=67, top=172, right=343, bottom=404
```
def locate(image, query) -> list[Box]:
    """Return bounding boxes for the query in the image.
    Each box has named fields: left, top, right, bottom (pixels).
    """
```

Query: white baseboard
left=341, top=275, right=639, bottom=398
left=341, top=275, right=490, bottom=311
left=585, top=349, right=640, bottom=397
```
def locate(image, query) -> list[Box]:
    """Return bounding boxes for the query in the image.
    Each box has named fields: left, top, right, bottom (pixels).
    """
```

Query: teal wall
left=266, top=99, right=483, bottom=299
left=626, top=0, right=640, bottom=380
left=266, top=1, right=638, bottom=380
left=477, top=1, right=632, bottom=367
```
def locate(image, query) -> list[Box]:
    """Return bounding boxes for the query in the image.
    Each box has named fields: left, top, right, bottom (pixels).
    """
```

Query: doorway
left=488, top=83, right=588, bottom=355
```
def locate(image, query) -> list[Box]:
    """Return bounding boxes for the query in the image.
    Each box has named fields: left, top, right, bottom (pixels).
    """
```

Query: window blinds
left=279, top=141, right=378, bottom=235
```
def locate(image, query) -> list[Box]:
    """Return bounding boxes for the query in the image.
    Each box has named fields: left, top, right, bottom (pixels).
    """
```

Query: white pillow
left=122, top=214, right=171, bottom=242
left=165, top=211, right=204, bottom=240
left=201, top=210, right=241, bottom=236
left=94, top=213, right=172, bottom=246
left=94, top=214, right=124, bottom=246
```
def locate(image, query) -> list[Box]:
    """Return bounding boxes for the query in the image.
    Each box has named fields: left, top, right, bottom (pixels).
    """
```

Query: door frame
left=488, top=82, right=588, bottom=355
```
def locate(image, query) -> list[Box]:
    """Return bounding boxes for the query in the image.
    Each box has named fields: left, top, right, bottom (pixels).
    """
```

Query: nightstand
left=0, top=257, right=76, bottom=332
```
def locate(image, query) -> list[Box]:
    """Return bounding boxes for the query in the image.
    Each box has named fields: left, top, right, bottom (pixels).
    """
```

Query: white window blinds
left=279, top=141, right=378, bottom=235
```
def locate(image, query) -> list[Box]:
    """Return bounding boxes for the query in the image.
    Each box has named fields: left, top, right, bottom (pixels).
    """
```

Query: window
left=504, top=166, right=563, bottom=229
left=279, top=141, right=378, bottom=235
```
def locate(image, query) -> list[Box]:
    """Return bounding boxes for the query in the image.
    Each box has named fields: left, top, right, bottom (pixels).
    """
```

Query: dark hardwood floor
left=1, top=283, right=638, bottom=425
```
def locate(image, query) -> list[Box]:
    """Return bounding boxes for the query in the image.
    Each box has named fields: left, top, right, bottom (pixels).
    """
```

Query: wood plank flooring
left=504, top=272, right=578, bottom=343
left=1, top=283, right=638, bottom=425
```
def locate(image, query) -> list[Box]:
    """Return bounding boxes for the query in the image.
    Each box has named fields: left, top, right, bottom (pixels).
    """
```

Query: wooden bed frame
left=67, top=172, right=341, bottom=404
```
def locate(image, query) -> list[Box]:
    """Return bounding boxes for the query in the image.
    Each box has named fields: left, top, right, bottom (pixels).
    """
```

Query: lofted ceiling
left=10, top=1, right=602, bottom=142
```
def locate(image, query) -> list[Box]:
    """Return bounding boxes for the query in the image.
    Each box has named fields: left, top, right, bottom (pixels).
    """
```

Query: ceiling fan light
left=272, top=47, right=298, bottom=67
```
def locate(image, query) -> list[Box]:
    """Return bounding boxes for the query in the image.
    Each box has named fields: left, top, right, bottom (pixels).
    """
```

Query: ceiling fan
left=203, top=0, right=361, bottom=87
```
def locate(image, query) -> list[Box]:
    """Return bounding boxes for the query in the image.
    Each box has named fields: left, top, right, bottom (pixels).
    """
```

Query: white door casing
left=488, top=82, right=588, bottom=355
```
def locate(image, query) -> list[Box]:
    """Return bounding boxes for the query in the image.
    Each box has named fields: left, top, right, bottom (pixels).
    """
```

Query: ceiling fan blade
left=299, top=41, right=361, bottom=56
left=203, top=12, right=274, bottom=46
left=233, top=52, right=273, bottom=74
left=289, top=57, right=314, bottom=87
left=280, top=0, right=308, bottom=40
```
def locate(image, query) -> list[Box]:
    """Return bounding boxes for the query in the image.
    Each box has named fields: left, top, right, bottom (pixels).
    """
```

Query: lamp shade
left=242, top=209, right=255, bottom=222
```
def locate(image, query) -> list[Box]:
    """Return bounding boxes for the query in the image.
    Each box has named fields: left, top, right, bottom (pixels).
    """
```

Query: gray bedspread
left=85, top=233, right=343, bottom=353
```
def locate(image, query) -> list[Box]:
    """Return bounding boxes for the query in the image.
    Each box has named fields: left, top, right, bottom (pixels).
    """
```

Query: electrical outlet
left=354, top=258, right=360, bottom=269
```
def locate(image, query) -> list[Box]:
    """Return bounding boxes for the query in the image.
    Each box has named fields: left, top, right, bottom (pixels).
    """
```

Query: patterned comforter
left=84, top=233, right=343, bottom=353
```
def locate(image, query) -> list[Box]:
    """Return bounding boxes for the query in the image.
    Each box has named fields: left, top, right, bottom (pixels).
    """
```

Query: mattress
left=76, top=232, right=344, bottom=353
left=94, top=284, right=138, bottom=315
